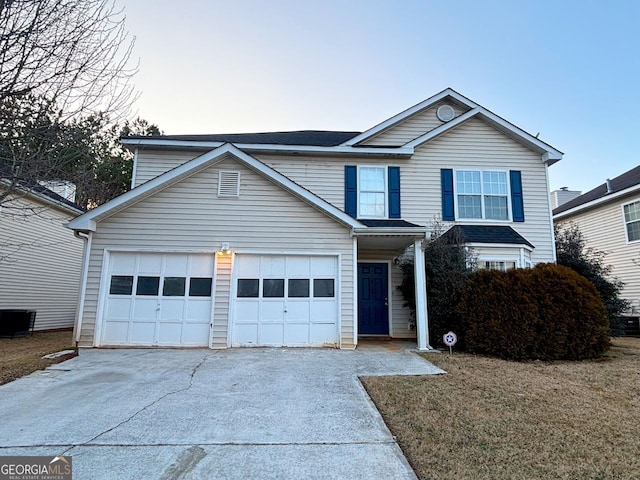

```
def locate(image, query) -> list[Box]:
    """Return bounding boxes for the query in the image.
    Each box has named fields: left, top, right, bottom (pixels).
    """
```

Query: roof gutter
left=353, top=227, right=427, bottom=236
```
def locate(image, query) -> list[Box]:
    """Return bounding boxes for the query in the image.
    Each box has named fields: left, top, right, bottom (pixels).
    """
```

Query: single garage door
left=232, top=255, right=338, bottom=347
left=102, top=252, right=214, bottom=346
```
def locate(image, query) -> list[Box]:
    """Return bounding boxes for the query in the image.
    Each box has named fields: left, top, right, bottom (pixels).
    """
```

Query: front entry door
left=358, top=263, right=389, bottom=335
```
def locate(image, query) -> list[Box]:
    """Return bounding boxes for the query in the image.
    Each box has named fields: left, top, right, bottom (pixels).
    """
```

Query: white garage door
left=232, top=255, right=338, bottom=347
left=102, top=253, right=214, bottom=346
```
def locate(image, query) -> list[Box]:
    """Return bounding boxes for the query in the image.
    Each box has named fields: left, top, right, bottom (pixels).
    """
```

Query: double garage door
left=101, top=252, right=338, bottom=347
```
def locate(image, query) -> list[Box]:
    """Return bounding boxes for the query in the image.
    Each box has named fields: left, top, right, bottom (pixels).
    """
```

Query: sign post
left=442, top=331, right=457, bottom=354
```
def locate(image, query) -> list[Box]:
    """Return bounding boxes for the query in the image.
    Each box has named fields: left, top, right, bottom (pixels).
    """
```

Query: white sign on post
left=443, top=331, right=457, bottom=354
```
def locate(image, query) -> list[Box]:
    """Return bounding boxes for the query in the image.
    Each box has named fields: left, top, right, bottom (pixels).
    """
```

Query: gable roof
left=120, top=88, right=561, bottom=163
left=553, top=165, right=640, bottom=217
left=342, top=88, right=563, bottom=165
left=66, top=143, right=364, bottom=232
left=125, top=131, right=360, bottom=147
left=441, top=224, right=535, bottom=249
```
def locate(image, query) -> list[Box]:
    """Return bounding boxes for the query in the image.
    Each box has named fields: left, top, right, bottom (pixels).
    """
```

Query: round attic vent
left=436, top=104, right=455, bottom=122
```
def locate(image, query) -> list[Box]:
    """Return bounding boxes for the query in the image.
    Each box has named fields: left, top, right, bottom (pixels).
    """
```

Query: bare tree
left=0, top=0, right=137, bottom=207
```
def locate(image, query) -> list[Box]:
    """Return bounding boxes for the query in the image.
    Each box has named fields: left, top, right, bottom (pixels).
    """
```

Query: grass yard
left=362, top=337, right=640, bottom=480
left=0, top=329, right=76, bottom=385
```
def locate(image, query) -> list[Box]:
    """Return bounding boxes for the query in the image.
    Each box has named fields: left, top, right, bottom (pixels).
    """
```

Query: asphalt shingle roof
left=124, top=130, right=362, bottom=147
left=440, top=224, right=534, bottom=248
left=553, top=165, right=640, bottom=215
left=359, top=219, right=423, bottom=228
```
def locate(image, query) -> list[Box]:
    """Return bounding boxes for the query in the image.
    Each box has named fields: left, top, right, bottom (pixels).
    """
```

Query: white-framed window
left=455, top=169, right=510, bottom=220
left=358, top=166, right=387, bottom=218
left=623, top=200, right=640, bottom=242
left=479, top=260, right=517, bottom=271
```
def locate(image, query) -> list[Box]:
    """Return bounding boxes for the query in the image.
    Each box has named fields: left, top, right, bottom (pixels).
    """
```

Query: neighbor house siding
left=555, top=196, right=640, bottom=312
left=0, top=195, right=83, bottom=330
left=362, top=102, right=469, bottom=146
left=80, top=157, right=354, bottom=347
left=134, top=150, right=200, bottom=187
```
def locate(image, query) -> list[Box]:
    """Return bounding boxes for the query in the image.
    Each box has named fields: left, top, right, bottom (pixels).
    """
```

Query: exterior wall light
left=218, top=242, right=232, bottom=255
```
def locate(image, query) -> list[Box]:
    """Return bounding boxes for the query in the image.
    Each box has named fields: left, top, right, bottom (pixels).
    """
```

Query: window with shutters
left=218, top=170, right=240, bottom=197
left=358, top=166, right=387, bottom=218
left=455, top=169, right=510, bottom=220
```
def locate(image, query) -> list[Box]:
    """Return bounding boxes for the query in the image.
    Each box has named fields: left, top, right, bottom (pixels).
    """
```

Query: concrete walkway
left=0, top=346, right=443, bottom=479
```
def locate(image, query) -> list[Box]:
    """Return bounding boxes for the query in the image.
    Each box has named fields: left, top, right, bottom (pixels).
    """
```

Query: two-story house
left=554, top=165, right=640, bottom=314
left=67, top=88, right=562, bottom=350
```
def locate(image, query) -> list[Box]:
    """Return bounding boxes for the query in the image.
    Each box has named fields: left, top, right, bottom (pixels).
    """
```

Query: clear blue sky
left=123, top=0, right=640, bottom=193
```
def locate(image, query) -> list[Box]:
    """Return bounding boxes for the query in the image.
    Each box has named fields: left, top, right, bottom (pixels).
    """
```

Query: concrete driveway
left=0, top=346, right=443, bottom=479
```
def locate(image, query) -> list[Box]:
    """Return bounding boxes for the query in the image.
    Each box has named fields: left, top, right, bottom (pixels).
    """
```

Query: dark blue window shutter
left=345, top=165, right=357, bottom=217
left=510, top=170, right=525, bottom=222
left=388, top=166, right=401, bottom=218
left=441, top=169, right=455, bottom=221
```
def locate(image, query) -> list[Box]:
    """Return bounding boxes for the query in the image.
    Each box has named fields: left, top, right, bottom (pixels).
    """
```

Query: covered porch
left=353, top=220, right=432, bottom=351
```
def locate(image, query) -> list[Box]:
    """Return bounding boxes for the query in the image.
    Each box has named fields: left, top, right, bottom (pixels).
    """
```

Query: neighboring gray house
left=554, top=165, right=640, bottom=313
left=0, top=183, right=84, bottom=330
left=67, top=88, right=563, bottom=350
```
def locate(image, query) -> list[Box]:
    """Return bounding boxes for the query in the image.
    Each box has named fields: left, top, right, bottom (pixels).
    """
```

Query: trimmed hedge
left=456, top=263, right=610, bottom=360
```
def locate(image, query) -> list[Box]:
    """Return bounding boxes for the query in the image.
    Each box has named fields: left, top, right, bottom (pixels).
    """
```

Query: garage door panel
left=133, top=299, right=158, bottom=320
left=262, top=256, right=285, bottom=277
left=260, top=324, right=285, bottom=345
left=164, top=255, right=189, bottom=276
left=286, top=257, right=310, bottom=277
left=310, top=300, right=337, bottom=322
left=236, top=255, right=260, bottom=277
left=284, top=323, right=309, bottom=345
left=310, top=323, right=336, bottom=344
left=160, top=299, right=186, bottom=320
left=111, top=253, right=137, bottom=273
left=137, top=254, right=163, bottom=274
left=102, top=321, right=128, bottom=344
left=189, top=255, right=215, bottom=276
left=105, top=298, right=132, bottom=320
left=311, top=256, right=337, bottom=276
left=186, top=301, right=212, bottom=321
left=183, top=324, right=211, bottom=345
left=286, top=301, right=310, bottom=322
left=130, top=322, right=156, bottom=344
left=261, top=301, right=285, bottom=322
left=234, top=324, right=258, bottom=345
left=157, top=323, right=182, bottom=345
left=234, top=301, right=259, bottom=323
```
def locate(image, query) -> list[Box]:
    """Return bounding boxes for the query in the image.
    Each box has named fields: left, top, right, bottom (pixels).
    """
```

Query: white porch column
left=413, top=238, right=432, bottom=351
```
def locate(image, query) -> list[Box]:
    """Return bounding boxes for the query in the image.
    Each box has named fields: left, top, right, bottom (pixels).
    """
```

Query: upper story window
left=455, top=170, right=509, bottom=220
left=345, top=165, right=400, bottom=219
left=623, top=200, right=640, bottom=242
left=358, top=166, right=387, bottom=218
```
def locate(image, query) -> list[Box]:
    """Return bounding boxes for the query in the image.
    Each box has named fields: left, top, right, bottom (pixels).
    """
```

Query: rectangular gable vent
left=218, top=170, right=240, bottom=197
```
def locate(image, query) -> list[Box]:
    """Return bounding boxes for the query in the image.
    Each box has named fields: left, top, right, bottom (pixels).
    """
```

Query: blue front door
left=358, top=263, right=389, bottom=335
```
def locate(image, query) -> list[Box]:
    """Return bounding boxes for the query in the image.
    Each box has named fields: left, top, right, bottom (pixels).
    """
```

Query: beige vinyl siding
left=358, top=250, right=415, bottom=338
left=556, top=196, right=640, bottom=311
left=363, top=102, right=469, bottom=146
left=259, top=118, right=555, bottom=264
left=0, top=195, right=83, bottom=330
left=134, top=150, right=200, bottom=187
left=80, top=157, right=354, bottom=347
left=212, top=253, right=232, bottom=348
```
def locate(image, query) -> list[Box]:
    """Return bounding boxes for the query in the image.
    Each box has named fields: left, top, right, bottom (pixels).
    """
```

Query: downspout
left=130, top=147, right=139, bottom=189
left=73, top=230, right=93, bottom=346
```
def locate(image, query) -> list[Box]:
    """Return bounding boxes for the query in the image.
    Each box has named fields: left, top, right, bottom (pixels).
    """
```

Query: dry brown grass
left=362, top=337, right=640, bottom=480
left=0, top=329, right=76, bottom=385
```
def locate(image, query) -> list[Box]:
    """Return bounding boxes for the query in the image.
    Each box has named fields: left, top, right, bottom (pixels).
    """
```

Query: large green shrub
left=457, top=263, right=610, bottom=360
